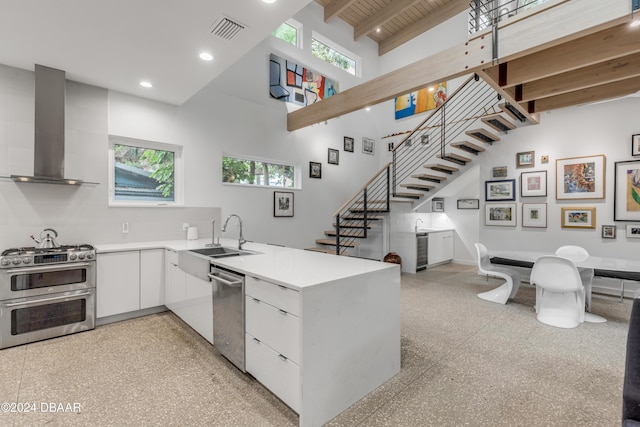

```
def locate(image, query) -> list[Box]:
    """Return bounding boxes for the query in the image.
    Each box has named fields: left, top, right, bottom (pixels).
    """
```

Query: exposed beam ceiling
left=291, top=0, right=636, bottom=130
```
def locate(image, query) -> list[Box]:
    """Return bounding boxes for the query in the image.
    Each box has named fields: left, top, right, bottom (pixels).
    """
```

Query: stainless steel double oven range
left=0, top=245, right=96, bottom=349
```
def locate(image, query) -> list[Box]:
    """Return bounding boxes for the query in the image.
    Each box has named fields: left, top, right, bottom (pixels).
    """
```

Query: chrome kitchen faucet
left=222, top=214, right=246, bottom=250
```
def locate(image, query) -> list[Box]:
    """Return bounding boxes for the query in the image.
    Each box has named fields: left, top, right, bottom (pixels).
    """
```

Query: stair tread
left=499, top=102, right=528, bottom=123
left=340, top=215, right=381, bottom=221
left=451, top=141, right=486, bottom=152
left=333, top=223, right=372, bottom=229
left=465, top=128, right=501, bottom=143
left=349, top=207, right=389, bottom=212
left=481, top=114, right=516, bottom=132
left=412, top=174, right=447, bottom=182
left=400, top=183, right=434, bottom=190
left=325, top=230, right=366, bottom=237
left=393, top=192, right=423, bottom=199
left=437, top=153, right=472, bottom=162
left=424, top=163, right=459, bottom=172
left=315, top=239, right=359, bottom=247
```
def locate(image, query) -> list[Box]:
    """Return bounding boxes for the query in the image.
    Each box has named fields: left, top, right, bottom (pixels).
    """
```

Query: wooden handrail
left=333, top=162, right=391, bottom=217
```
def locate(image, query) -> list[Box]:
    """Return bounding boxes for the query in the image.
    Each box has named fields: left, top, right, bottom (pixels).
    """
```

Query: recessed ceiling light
left=139, top=81, right=153, bottom=88
left=366, top=107, right=371, bottom=111
left=376, top=28, right=381, bottom=33
left=262, top=0, right=276, bottom=3
left=631, top=19, right=640, bottom=28
left=199, top=52, right=214, bottom=61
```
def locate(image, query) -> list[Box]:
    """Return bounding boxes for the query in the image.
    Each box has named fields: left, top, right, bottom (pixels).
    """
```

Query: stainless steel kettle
left=31, top=228, right=60, bottom=249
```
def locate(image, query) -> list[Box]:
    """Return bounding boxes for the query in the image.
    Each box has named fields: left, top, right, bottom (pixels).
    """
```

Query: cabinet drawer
left=245, top=276, right=300, bottom=316
left=245, top=296, right=300, bottom=364
left=246, top=333, right=300, bottom=413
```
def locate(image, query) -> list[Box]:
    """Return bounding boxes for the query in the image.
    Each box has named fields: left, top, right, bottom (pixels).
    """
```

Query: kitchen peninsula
left=95, top=239, right=401, bottom=427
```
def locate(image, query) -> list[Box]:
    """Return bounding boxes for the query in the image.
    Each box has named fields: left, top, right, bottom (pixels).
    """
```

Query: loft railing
left=331, top=74, right=505, bottom=255
left=468, top=0, right=551, bottom=34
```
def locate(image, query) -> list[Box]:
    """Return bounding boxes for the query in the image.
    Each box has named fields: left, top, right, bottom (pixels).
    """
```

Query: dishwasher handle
left=208, top=272, right=243, bottom=288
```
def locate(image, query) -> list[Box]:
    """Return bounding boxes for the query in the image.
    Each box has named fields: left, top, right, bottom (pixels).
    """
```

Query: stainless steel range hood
left=11, top=65, right=83, bottom=185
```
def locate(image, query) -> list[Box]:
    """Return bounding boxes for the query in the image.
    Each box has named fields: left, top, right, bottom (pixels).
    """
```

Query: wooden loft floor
left=289, top=0, right=637, bottom=131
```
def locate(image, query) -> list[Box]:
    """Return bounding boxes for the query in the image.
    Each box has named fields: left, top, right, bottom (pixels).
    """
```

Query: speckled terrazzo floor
left=0, top=263, right=632, bottom=426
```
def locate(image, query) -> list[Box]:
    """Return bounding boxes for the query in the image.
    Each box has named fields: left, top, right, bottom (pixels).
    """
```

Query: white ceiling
left=0, top=0, right=313, bottom=105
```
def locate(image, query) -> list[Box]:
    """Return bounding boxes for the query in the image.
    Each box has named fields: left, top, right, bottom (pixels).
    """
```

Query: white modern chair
left=530, top=255, right=585, bottom=328
left=555, top=245, right=595, bottom=312
left=475, top=243, right=521, bottom=304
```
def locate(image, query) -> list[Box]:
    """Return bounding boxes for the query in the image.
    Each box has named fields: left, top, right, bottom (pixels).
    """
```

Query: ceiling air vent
left=210, top=16, right=246, bottom=41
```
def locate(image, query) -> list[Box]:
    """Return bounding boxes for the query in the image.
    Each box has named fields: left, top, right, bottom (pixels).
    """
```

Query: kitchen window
left=311, top=31, right=359, bottom=77
left=222, top=154, right=297, bottom=189
left=108, top=136, right=183, bottom=206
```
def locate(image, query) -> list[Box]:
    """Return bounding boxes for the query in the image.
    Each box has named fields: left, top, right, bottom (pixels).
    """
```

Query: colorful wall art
left=269, top=53, right=338, bottom=106
left=394, top=82, right=447, bottom=120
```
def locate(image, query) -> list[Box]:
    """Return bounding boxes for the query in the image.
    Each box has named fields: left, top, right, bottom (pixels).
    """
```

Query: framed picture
left=309, top=161, right=322, bottom=179
left=457, top=199, right=479, bottom=209
left=602, top=225, right=616, bottom=239
left=522, top=203, right=547, bottom=228
left=328, top=148, right=339, bottom=165
left=626, top=224, right=640, bottom=238
left=556, top=154, right=605, bottom=200
left=615, top=160, right=640, bottom=221
left=485, top=203, right=517, bottom=226
left=344, top=136, right=354, bottom=153
left=633, top=134, right=640, bottom=157
left=388, top=141, right=395, bottom=152
left=492, top=166, right=507, bottom=178
left=520, top=170, right=547, bottom=197
left=485, top=179, right=516, bottom=201
left=273, top=191, right=294, bottom=217
left=560, top=206, right=596, bottom=229
left=432, top=198, right=444, bottom=212
left=362, top=137, right=375, bottom=155
left=516, top=151, right=535, bottom=168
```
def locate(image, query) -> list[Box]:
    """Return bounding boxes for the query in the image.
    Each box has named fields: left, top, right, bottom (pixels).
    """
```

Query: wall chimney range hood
left=11, top=64, right=84, bottom=185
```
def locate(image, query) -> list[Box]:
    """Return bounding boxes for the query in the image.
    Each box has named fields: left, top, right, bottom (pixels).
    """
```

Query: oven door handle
left=4, top=291, right=93, bottom=308
left=5, top=262, right=92, bottom=274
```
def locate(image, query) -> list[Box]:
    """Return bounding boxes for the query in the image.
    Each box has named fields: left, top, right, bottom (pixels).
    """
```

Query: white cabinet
left=245, top=276, right=301, bottom=412
left=163, top=249, right=213, bottom=344
left=140, top=249, right=164, bottom=309
left=97, top=251, right=140, bottom=318
left=97, top=249, right=165, bottom=318
left=428, top=230, right=454, bottom=266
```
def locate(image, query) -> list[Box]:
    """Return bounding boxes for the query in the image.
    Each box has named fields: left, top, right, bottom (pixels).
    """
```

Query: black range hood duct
left=11, top=64, right=83, bottom=185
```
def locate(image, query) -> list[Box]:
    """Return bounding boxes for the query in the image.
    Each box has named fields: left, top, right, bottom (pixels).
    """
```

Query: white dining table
left=489, top=250, right=640, bottom=324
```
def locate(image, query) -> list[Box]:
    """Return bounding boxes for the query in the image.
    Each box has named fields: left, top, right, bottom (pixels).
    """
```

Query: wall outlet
left=122, top=222, right=129, bottom=234
left=182, top=223, right=190, bottom=231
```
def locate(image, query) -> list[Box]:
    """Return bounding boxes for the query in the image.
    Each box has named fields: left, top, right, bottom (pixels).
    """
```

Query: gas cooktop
left=0, top=244, right=95, bottom=267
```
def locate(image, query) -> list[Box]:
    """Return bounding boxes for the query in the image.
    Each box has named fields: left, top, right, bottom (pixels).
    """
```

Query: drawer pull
left=252, top=337, right=261, bottom=344
left=278, top=309, right=287, bottom=315
left=278, top=354, right=288, bottom=362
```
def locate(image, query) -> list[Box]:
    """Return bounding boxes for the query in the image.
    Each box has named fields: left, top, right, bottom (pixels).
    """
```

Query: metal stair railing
left=391, top=74, right=503, bottom=197
left=329, top=73, right=505, bottom=256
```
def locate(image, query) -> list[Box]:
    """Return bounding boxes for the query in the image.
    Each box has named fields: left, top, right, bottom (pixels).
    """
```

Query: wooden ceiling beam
left=354, top=0, right=422, bottom=41
left=324, top=0, right=356, bottom=22
left=378, top=0, right=469, bottom=56
left=524, top=76, right=640, bottom=113
left=485, top=23, right=640, bottom=88
left=518, top=52, right=640, bottom=102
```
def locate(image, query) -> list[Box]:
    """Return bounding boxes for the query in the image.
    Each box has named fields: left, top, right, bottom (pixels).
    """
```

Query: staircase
left=306, top=74, right=534, bottom=257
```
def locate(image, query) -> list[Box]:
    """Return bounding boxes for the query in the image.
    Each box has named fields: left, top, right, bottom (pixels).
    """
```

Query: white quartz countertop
left=95, top=238, right=398, bottom=290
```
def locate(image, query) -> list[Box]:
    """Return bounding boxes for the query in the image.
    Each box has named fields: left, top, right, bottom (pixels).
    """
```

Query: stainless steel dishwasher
left=208, top=265, right=246, bottom=372
left=416, top=233, right=428, bottom=271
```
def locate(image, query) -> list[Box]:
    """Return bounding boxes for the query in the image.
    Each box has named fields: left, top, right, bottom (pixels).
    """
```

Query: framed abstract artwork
left=485, top=203, right=517, bottom=226
left=344, top=136, right=354, bottom=152
left=362, top=137, right=375, bottom=155
left=614, top=160, right=640, bottom=221
left=626, top=224, right=640, bottom=238
left=602, top=225, right=616, bottom=239
left=309, top=162, right=322, bottom=179
left=492, top=166, right=507, bottom=178
left=328, top=148, right=339, bottom=165
left=522, top=203, right=547, bottom=228
left=485, top=179, right=516, bottom=201
left=556, top=154, right=605, bottom=200
left=560, top=206, right=596, bottom=229
left=457, top=199, right=479, bottom=209
left=520, top=170, right=547, bottom=197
